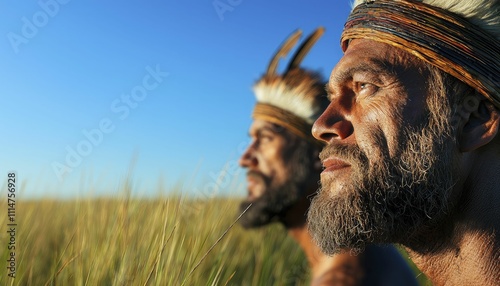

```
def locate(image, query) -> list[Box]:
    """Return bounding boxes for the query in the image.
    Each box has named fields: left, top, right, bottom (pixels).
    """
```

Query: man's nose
left=239, top=143, right=258, bottom=168
left=312, top=102, right=353, bottom=143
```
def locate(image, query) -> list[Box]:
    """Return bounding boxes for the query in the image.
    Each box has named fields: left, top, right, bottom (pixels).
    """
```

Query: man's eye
left=260, top=135, right=273, bottom=142
left=356, top=82, right=379, bottom=96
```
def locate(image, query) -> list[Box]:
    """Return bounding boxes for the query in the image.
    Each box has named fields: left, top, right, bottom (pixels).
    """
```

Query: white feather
left=253, top=81, right=322, bottom=124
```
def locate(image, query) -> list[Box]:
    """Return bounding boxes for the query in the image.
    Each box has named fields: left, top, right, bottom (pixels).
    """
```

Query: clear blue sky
left=0, top=0, right=353, bottom=198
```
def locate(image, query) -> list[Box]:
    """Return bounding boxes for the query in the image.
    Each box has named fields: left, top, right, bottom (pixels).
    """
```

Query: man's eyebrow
left=249, top=126, right=277, bottom=138
left=331, top=59, right=395, bottom=84
left=325, top=84, right=335, bottom=99
left=326, top=60, right=396, bottom=99
left=256, top=126, right=278, bottom=135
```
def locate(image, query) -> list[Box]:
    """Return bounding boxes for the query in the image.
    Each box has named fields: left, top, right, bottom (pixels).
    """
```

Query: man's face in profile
left=308, top=39, right=459, bottom=254
left=239, top=119, right=313, bottom=228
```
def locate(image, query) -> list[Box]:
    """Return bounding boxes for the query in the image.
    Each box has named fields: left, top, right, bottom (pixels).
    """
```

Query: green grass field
left=0, top=195, right=431, bottom=285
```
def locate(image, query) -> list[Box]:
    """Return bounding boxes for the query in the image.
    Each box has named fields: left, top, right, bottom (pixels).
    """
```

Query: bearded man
left=308, top=1, right=500, bottom=285
left=239, top=28, right=418, bottom=285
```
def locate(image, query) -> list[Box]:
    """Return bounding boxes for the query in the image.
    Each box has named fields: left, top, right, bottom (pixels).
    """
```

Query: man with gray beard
left=239, top=28, right=418, bottom=285
left=308, top=1, right=500, bottom=285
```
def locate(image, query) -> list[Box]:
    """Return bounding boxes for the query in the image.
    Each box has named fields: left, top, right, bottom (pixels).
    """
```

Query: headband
left=253, top=103, right=325, bottom=146
left=253, top=103, right=312, bottom=139
left=341, top=0, right=500, bottom=108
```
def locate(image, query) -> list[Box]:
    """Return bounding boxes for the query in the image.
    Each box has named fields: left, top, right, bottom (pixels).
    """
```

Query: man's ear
left=459, top=98, right=500, bottom=152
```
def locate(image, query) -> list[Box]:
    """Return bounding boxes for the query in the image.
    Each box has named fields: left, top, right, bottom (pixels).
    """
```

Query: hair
left=351, top=0, right=500, bottom=39
left=425, top=64, right=476, bottom=128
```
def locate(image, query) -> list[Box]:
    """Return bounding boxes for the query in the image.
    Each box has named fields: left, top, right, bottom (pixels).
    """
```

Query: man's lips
left=322, top=157, right=350, bottom=173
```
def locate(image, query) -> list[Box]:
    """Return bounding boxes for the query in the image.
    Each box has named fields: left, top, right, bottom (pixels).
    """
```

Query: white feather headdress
left=252, top=28, right=329, bottom=139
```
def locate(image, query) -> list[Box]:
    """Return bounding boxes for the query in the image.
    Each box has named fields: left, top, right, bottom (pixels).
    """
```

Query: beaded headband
left=341, top=0, right=500, bottom=108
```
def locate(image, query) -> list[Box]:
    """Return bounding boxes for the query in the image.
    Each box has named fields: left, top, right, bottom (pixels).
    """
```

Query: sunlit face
left=238, top=119, right=316, bottom=228
left=308, top=39, right=459, bottom=254
left=240, top=120, right=290, bottom=200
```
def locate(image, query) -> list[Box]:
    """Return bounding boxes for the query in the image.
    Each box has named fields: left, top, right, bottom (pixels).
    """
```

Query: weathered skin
left=311, top=39, right=500, bottom=286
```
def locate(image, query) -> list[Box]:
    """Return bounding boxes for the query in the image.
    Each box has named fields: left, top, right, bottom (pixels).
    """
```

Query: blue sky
left=0, top=0, right=353, bottom=198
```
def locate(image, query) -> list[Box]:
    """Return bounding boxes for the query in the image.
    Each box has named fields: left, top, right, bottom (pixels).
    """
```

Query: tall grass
left=0, top=188, right=431, bottom=285
left=0, top=195, right=311, bottom=285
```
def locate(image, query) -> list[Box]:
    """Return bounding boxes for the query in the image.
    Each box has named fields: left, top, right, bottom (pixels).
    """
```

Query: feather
left=266, top=29, right=302, bottom=76
left=286, top=27, right=325, bottom=73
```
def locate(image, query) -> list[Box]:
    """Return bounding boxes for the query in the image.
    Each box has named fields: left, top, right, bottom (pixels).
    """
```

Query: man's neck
left=406, top=230, right=498, bottom=286
left=405, top=148, right=500, bottom=286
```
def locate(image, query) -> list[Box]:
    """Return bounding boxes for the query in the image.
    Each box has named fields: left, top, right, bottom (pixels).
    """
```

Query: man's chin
left=238, top=200, right=270, bottom=229
left=238, top=178, right=306, bottom=230
left=307, top=186, right=378, bottom=255
left=321, top=176, right=351, bottom=196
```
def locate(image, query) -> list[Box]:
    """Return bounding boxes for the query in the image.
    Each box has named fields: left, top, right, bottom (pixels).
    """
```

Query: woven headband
left=253, top=103, right=322, bottom=145
left=341, top=0, right=500, bottom=108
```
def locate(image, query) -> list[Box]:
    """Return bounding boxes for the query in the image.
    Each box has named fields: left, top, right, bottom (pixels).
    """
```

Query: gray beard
left=307, top=123, right=458, bottom=255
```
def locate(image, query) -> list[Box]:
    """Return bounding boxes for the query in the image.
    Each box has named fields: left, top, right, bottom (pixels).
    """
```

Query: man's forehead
left=342, top=38, right=412, bottom=60
left=328, top=39, right=422, bottom=85
left=249, top=119, right=284, bottom=135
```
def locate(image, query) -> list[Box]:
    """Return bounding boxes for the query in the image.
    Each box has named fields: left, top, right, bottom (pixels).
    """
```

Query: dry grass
left=0, top=192, right=431, bottom=285
left=0, top=195, right=311, bottom=286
